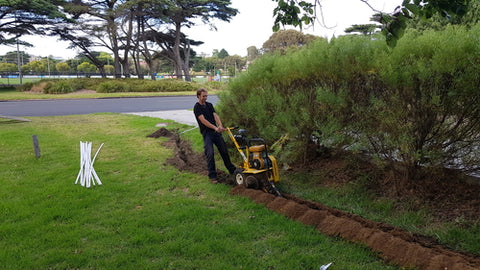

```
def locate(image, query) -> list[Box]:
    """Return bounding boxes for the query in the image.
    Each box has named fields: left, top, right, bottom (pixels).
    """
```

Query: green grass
left=0, top=114, right=400, bottom=269
left=0, top=77, right=41, bottom=85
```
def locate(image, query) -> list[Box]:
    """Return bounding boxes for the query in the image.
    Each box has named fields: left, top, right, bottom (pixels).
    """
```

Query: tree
left=345, top=24, right=378, bottom=36
left=217, top=49, right=229, bottom=59
left=77, top=62, right=97, bottom=74
left=272, top=0, right=315, bottom=32
left=1, top=51, right=30, bottom=65
left=272, top=0, right=472, bottom=46
left=55, top=0, right=135, bottom=78
left=56, top=62, right=71, bottom=74
left=145, top=29, right=202, bottom=78
left=247, top=46, right=261, bottom=62
left=405, top=0, right=480, bottom=32
left=262, top=29, right=318, bottom=54
left=0, top=0, right=69, bottom=46
left=159, top=0, right=238, bottom=81
left=223, top=55, right=245, bottom=76
left=191, top=56, right=215, bottom=73
left=0, top=63, right=18, bottom=72
left=52, top=28, right=110, bottom=77
left=21, top=60, right=46, bottom=73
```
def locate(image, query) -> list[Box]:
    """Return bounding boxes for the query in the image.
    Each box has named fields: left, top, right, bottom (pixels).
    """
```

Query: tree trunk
left=182, top=40, right=191, bottom=81
left=173, top=22, right=183, bottom=79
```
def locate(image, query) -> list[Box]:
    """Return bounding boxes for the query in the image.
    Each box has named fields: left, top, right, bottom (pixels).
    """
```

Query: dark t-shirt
left=194, top=102, right=216, bottom=135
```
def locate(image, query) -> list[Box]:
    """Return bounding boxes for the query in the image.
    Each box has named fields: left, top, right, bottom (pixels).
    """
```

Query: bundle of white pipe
left=75, top=141, right=104, bottom=188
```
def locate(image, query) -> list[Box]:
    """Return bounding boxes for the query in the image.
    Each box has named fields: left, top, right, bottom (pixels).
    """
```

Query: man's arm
left=213, top=112, right=226, bottom=132
left=197, top=114, right=223, bottom=132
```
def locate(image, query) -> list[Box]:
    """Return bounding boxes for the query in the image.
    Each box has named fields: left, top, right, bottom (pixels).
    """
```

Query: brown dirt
left=148, top=127, right=233, bottom=183
left=149, top=128, right=480, bottom=270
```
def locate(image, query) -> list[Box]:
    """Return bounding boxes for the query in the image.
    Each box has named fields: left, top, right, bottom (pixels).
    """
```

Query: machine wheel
left=234, top=168, right=245, bottom=186
left=245, top=175, right=260, bottom=189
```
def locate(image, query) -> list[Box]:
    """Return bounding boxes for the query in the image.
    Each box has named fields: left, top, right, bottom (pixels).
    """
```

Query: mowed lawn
left=0, top=114, right=400, bottom=269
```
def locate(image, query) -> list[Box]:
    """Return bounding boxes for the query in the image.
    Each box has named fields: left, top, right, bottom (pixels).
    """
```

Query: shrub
left=219, top=26, right=480, bottom=179
left=96, top=81, right=127, bottom=93
left=43, top=80, right=74, bottom=94
left=364, top=25, right=480, bottom=177
left=16, top=82, right=35, bottom=92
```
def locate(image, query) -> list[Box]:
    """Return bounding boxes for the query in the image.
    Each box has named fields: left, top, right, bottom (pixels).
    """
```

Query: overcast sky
left=0, top=0, right=401, bottom=59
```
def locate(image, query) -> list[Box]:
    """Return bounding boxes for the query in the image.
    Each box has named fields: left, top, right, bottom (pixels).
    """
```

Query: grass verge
left=0, top=114, right=400, bottom=269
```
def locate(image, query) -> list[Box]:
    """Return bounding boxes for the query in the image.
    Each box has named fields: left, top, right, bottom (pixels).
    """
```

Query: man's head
left=197, top=88, right=208, bottom=104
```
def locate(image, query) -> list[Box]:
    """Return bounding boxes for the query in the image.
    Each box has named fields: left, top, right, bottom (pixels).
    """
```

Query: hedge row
left=18, top=78, right=201, bottom=94
left=218, top=25, right=480, bottom=179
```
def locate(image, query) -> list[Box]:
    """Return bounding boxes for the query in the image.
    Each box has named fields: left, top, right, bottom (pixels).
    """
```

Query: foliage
left=21, top=60, right=46, bottom=73
left=372, top=0, right=471, bottom=46
left=272, top=0, right=314, bottom=31
left=367, top=25, right=480, bottom=176
left=16, top=82, right=35, bottom=92
left=262, top=29, right=320, bottom=54
left=130, top=0, right=238, bottom=80
left=77, top=62, right=97, bottom=73
left=96, top=81, right=127, bottom=93
left=247, top=46, right=261, bottom=62
left=271, top=0, right=471, bottom=47
left=0, top=51, right=30, bottom=64
left=18, top=78, right=201, bottom=94
left=43, top=80, right=74, bottom=94
left=217, top=49, right=229, bottom=59
left=344, top=24, right=379, bottom=36
left=0, top=62, right=18, bottom=72
left=219, top=25, right=480, bottom=178
left=0, top=0, right=68, bottom=45
left=55, top=62, right=71, bottom=73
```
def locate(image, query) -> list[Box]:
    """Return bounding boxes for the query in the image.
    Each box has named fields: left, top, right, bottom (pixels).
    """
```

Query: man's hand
left=216, top=126, right=226, bottom=133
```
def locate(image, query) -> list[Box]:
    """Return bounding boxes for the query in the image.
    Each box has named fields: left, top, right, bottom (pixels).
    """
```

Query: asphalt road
left=0, top=95, right=219, bottom=117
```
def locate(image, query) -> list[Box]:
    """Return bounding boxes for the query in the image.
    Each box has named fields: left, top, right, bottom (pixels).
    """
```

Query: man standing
left=194, top=88, right=236, bottom=183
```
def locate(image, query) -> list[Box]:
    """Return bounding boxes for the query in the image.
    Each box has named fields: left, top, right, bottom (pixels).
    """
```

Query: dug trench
left=148, top=128, right=480, bottom=270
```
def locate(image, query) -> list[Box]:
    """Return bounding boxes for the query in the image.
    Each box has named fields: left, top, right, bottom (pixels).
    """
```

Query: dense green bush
left=96, top=80, right=127, bottom=93
left=16, top=82, right=35, bottom=92
left=43, top=80, right=74, bottom=94
left=219, top=25, right=480, bottom=178
left=18, top=78, right=200, bottom=93
left=366, top=25, right=480, bottom=177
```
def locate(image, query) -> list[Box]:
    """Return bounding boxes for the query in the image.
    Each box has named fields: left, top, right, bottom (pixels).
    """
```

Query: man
left=193, top=88, right=236, bottom=183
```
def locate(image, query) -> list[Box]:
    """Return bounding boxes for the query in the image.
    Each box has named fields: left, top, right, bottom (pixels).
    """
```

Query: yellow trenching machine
left=226, top=127, right=282, bottom=197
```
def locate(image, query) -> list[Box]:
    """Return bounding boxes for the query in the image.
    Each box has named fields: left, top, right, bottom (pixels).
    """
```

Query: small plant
left=43, top=80, right=75, bottom=94
left=96, top=81, right=127, bottom=93
left=16, top=82, right=35, bottom=92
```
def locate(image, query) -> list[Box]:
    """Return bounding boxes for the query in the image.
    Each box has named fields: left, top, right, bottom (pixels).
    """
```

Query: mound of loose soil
left=150, top=128, right=480, bottom=269
left=147, top=128, right=174, bottom=138
left=230, top=186, right=480, bottom=270
left=288, top=153, right=480, bottom=223
left=150, top=128, right=232, bottom=183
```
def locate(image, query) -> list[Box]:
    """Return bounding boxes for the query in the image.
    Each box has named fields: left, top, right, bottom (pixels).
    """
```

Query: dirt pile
left=230, top=186, right=480, bottom=270
left=149, top=128, right=232, bottom=183
left=290, top=153, right=480, bottom=223
left=150, top=128, right=480, bottom=269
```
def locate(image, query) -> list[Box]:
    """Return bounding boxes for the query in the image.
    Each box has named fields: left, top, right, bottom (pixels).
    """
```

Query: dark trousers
left=203, top=131, right=236, bottom=179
